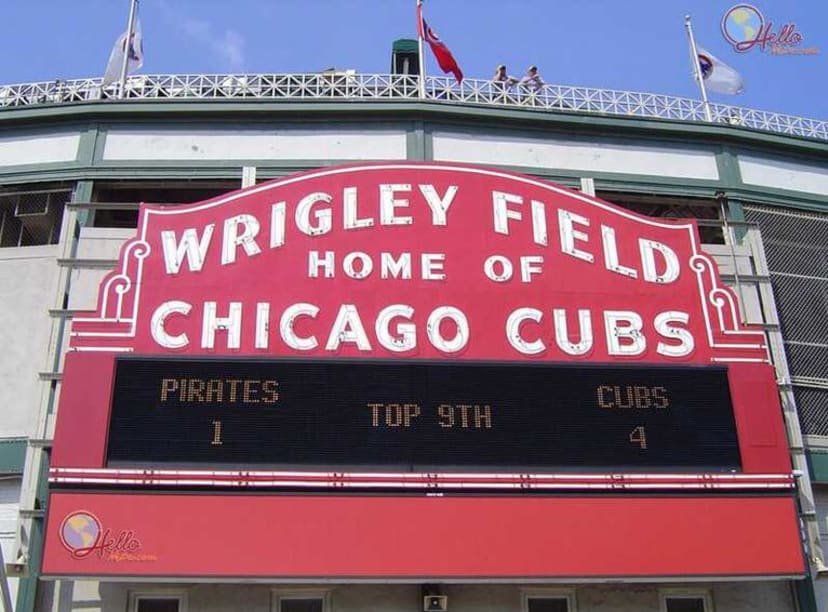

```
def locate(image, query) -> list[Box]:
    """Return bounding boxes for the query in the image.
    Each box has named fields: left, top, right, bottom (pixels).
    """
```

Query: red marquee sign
left=43, top=163, right=802, bottom=579
left=68, top=163, right=765, bottom=362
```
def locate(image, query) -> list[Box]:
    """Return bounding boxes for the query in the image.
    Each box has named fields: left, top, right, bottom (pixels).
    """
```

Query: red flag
left=417, top=3, right=463, bottom=83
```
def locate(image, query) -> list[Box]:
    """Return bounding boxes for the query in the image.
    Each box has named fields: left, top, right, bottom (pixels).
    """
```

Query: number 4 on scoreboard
left=629, top=426, right=647, bottom=449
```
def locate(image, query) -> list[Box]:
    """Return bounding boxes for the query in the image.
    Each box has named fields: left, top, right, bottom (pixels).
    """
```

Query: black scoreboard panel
left=106, top=358, right=741, bottom=472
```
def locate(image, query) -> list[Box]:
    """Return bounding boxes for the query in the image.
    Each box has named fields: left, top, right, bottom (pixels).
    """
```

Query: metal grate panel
left=745, top=204, right=828, bottom=436
left=770, top=275, right=828, bottom=344
left=787, top=343, right=828, bottom=380
left=795, top=387, right=828, bottom=437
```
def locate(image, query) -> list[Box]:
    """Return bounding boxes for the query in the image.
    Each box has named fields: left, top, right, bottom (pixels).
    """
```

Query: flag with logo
left=696, top=46, right=744, bottom=95
left=103, top=16, right=144, bottom=87
left=416, top=2, right=463, bottom=83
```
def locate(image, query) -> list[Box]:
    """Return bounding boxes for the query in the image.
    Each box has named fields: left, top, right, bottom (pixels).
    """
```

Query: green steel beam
left=807, top=449, right=828, bottom=483
left=0, top=438, right=26, bottom=474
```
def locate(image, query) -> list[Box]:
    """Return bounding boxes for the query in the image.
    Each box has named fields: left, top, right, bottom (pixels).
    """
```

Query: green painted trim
left=75, top=124, right=98, bottom=166
left=807, top=449, right=828, bottom=483
left=423, top=123, right=434, bottom=161
left=0, top=164, right=824, bottom=216
left=73, top=179, right=94, bottom=233
left=0, top=113, right=822, bottom=212
left=794, top=576, right=818, bottom=612
left=14, top=452, right=48, bottom=612
left=715, top=148, right=743, bottom=189
left=0, top=438, right=26, bottom=473
left=406, top=121, right=426, bottom=160
left=720, top=187, right=828, bottom=213
left=392, top=39, right=418, bottom=53
left=725, top=198, right=748, bottom=242
left=0, top=99, right=825, bottom=157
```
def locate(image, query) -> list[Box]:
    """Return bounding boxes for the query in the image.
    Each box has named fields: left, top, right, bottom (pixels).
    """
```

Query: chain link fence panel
left=745, top=204, right=828, bottom=435
left=0, top=188, right=71, bottom=248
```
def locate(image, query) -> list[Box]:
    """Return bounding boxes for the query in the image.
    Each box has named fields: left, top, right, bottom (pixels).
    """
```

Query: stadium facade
left=0, top=62, right=826, bottom=612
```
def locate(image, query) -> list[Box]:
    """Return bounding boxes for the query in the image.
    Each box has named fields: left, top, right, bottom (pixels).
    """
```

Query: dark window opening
left=665, top=597, right=706, bottom=612
left=527, top=597, right=569, bottom=612
left=135, top=598, right=180, bottom=612
left=596, top=191, right=724, bottom=244
left=91, top=181, right=238, bottom=228
left=280, top=598, right=324, bottom=612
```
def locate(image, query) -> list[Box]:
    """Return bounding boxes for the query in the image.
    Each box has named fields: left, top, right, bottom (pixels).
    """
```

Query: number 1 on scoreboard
left=629, top=426, right=647, bottom=449
left=211, top=420, right=223, bottom=446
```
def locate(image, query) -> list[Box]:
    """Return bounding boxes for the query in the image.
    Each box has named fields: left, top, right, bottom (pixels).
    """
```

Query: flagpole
left=416, top=0, right=426, bottom=99
left=684, top=14, right=712, bottom=122
left=118, top=0, right=139, bottom=99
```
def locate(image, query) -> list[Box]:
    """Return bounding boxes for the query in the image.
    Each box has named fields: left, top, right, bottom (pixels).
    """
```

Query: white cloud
left=157, top=0, right=246, bottom=71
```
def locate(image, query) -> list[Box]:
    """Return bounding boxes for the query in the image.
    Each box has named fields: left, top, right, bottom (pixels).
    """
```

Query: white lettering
left=419, top=184, right=457, bottom=226
left=222, top=214, right=261, bottom=265
left=427, top=306, right=469, bottom=353
left=601, top=224, right=637, bottom=278
left=343, top=252, right=373, bottom=279
left=343, top=186, right=374, bottom=230
left=280, top=303, right=319, bottom=351
left=605, top=310, right=645, bottom=356
left=654, top=311, right=694, bottom=357
left=484, top=255, right=513, bottom=282
left=553, top=308, right=593, bottom=355
left=376, top=304, right=416, bottom=352
left=506, top=307, right=544, bottom=355
left=492, top=191, right=522, bottom=236
left=151, top=300, right=192, bottom=348
left=325, top=304, right=372, bottom=351
left=520, top=255, right=544, bottom=282
left=640, top=239, right=680, bottom=284
left=161, top=225, right=215, bottom=274
left=380, top=184, right=412, bottom=225
left=421, top=253, right=446, bottom=280
left=380, top=252, right=412, bottom=279
left=308, top=250, right=335, bottom=278
left=296, top=192, right=333, bottom=236
left=559, top=209, right=594, bottom=263
left=202, top=301, right=242, bottom=349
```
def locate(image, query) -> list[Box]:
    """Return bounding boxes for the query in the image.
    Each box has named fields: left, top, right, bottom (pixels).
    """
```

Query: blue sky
left=0, top=1, right=825, bottom=119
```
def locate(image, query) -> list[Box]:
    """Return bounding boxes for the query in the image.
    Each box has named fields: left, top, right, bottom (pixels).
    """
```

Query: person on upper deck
left=520, top=65, right=545, bottom=91
left=493, top=64, right=519, bottom=85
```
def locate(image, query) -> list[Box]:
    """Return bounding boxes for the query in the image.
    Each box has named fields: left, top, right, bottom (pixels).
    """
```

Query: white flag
left=102, top=17, right=144, bottom=87
left=696, top=46, right=744, bottom=95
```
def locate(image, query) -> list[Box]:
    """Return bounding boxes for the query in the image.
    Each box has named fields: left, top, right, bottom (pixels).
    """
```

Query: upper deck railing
left=1, top=73, right=826, bottom=141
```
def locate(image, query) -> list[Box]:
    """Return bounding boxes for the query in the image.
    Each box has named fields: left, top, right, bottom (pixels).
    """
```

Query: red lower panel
left=42, top=492, right=804, bottom=579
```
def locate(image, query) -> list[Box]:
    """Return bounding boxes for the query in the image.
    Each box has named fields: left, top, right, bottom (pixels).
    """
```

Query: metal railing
left=0, top=73, right=826, bottom=141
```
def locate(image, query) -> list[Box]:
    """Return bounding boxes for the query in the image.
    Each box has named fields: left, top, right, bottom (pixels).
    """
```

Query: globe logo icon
left=722, top=4, right=764, bottom=51
left=59, top=511, right=102, bottom=556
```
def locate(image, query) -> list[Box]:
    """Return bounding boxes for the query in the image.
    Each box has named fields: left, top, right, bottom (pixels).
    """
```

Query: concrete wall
left=0, top=245, right=59, bottom=438
left=431, top=132, right=720, bottom=180
left=36, top=580, right=795, bottom=612
left=68, top=228, right=135, bottom=311
left=0, top=131, right=80, bottom=167
left=738, top=154, right=828, bottom=197
left=102, top=128, right=408, bottom=162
